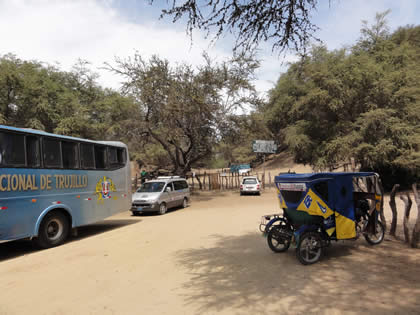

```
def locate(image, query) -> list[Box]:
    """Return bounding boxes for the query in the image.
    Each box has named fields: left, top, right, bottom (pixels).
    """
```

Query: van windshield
left=137, top=182, right=165, bottom=193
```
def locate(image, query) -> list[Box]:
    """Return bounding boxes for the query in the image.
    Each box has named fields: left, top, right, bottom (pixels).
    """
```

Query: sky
left=1, top=0, right=420, bottom=99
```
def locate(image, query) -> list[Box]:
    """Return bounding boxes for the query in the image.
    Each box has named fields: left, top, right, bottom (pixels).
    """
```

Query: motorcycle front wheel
left=364, top=220, right=385, bottom=245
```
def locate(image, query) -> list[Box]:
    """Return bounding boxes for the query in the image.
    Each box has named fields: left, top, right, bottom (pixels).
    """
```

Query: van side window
left=26, top=135, right=40, bottom=167
left=0, top=131, right=26, bottom=167
left=62, top=141, right=79, bottom=169
left=174, top=181, right=188, bottom=190
left=94, top=145, right=107, bottom=169
left=80, top=143, right=95, bottom=169
left=173, top=181, right=182, bottom=191
left=43, top=138, right=62, bottom=168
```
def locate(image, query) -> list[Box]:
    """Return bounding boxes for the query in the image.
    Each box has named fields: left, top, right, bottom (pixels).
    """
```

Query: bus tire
left=35, top=211, right=70, bottom=249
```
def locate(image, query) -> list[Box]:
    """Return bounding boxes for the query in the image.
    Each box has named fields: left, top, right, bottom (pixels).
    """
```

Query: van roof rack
left=157, top=176, right=182, bottom=179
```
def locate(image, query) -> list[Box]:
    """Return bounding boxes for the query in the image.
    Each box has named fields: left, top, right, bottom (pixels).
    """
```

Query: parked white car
left=240, top=176, right=261, bottom=195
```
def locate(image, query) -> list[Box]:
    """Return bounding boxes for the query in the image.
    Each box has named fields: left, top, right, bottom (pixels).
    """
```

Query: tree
left=0, top=54, right=136, bottom=142
left=262, top=16, right=420, bottom=187
left=356, top=10, right=391, bottom=52
left=106, top=52, right=259, bottom=174
left=150, top=0, right=320, bottom=53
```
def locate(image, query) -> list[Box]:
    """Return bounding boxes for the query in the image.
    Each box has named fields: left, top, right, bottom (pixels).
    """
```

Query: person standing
left=140, top=169, right=147, bottom=184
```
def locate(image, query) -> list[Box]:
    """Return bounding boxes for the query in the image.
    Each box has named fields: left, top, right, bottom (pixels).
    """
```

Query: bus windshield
left=137, top=182, right=165, bottom=193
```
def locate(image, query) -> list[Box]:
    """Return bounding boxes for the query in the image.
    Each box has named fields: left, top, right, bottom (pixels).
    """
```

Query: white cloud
left=0, top=0, right=419, bottom=98
left=0, top=0, right=231, bottom=90
left=312, top=0, right=420, bottom=50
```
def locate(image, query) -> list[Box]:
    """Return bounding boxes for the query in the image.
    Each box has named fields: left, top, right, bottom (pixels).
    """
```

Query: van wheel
left=159, top=203, right=167, bottom=215
left=35, top=212, right=69, bottom=249
left=182, top=198, right=188, bottom=208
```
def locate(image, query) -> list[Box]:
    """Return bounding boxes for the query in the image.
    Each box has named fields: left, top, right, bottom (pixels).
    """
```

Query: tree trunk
left=350, top=157, right=355, bottom=172
left=400, top=193, right=412, bottom=244
left=208, top=173, right=211, bottom=190
left=389, top=184, right=400, bottom=236
left=411, top=184, right=420, bottom=248
left=195, top=174, right=203, bottom=190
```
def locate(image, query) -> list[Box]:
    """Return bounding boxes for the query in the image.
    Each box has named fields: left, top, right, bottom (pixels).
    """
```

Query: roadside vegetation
left=0, top=11, right=418, bottom=186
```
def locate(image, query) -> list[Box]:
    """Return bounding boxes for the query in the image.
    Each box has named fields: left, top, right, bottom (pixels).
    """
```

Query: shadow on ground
left=175, top=232, right=420, bottom=315
left=0, top=218, right=141, bottom=262
left=190, top=191, right=234, bottom=202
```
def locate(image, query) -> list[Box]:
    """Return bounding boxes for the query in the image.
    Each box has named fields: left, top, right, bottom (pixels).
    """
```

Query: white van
left=131, top=176, right=190, bottom=215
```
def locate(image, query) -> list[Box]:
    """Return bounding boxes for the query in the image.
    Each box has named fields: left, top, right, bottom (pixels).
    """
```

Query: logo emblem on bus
left=102, top=181, right=110, bottom=197
left=96, top=176, right=116, bottom=202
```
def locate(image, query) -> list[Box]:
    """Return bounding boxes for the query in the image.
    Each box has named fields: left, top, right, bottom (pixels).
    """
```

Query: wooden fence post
left=208, top=173, right=211, bottom=190
left=378, top=178, right=387, bottom=232
left=411, top=184, right=420, bottom=248
left=203, top=172, right=206, bottom=190
left=389, top=184, right=400, bottom=236
left=400, top=193, right=412, bottom=244
left=262, top=172, right=265, bottom=190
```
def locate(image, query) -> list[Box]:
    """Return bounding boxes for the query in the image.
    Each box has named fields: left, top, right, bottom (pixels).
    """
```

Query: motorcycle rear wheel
left=364, top=220, right=385, bottom=245
left=267, top=224, right=291, bottom=253
left=296, top=232, right=323, bottom=265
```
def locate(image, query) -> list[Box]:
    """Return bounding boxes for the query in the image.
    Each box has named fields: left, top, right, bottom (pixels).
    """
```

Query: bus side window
left=80, top=143, right=95, bottom=169
left=43, top=138, right=62, bottom=168
left=26, top=135, right=40, bottom=167
left=94, top=145, right=107, bottom=169
left=0, top=131, right=26, bottom=167
left=108, top=147, right=119, bottom=168
left=62, top=141, right=79, bottom=169
left=117, top=148, right=126, bottom=166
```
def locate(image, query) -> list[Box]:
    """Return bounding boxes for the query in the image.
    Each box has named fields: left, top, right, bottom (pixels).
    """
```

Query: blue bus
left=0, top=125, right=131, bottom=248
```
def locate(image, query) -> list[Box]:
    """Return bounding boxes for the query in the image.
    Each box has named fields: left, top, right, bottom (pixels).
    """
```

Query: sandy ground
left=0, top=189, right=419, bottom=315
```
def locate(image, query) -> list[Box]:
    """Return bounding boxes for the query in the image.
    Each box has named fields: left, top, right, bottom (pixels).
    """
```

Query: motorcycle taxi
left=264, top=172, right=385, bottom=265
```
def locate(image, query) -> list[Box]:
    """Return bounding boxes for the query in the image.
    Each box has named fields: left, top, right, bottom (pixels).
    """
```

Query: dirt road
left=1, top=190, right=419, bottom=315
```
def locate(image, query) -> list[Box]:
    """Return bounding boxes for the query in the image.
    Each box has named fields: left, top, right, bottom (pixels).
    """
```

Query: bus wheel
left=35, top=212, right=70, bottom=249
